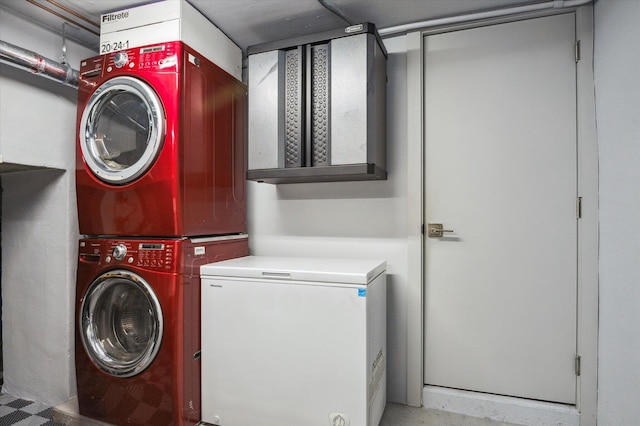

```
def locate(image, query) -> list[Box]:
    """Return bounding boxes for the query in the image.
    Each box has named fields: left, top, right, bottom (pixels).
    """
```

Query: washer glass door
left=80, top=270, right=163, bottom=377
left=80, top=76, right=165, bottom=184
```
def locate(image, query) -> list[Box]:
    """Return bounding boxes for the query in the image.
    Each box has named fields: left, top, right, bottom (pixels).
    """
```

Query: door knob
left=427, top=223, right=454, bottom=238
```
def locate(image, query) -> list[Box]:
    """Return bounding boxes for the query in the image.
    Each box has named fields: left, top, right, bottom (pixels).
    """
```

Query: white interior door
left=423, top=13, right=578, bottom=404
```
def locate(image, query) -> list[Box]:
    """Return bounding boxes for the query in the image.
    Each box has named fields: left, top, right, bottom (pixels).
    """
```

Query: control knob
left=113, top=52, right=128, bottom=68
left=112, top=244, right=127, bottom=261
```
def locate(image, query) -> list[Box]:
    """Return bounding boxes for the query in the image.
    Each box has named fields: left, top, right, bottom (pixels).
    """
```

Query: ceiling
left=0, top=0, right=546, bottom=53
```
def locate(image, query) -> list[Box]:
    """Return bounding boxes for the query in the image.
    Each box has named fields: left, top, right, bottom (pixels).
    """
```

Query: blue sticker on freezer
left=358, top=289, right=367, bottom=297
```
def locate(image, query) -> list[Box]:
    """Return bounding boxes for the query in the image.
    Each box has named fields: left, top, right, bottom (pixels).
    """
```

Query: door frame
left=404, top=5, right=598, bottom=425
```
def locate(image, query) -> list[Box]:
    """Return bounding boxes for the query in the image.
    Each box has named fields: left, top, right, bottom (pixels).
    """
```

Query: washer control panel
left=79, top=240, right=175, bottom=270
left=136, top=242, right=173, bottom=269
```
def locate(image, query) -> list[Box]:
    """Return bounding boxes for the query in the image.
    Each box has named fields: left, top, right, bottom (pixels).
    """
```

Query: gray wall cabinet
left=247, top=23, right=387, bottom=184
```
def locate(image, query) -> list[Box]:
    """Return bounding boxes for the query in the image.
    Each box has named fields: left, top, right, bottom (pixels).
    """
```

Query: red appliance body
left=76, top=41, right=247, bottom=237
left=75, top=235, right=248, bottom=425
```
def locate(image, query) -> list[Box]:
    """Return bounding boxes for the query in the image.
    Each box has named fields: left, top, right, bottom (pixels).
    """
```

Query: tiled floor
left=0, top=394, right=65, bottom=426
left=1, top=393, right=524, bottom=426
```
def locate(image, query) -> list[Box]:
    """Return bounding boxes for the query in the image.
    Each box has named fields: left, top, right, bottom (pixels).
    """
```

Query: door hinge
left=575, top=355, right=582, bottom=376
left=577, top=197, right=582, bottom=219
left=575, top=40, right=581, bottom=63
left=421, top=223, right=425, bottom=235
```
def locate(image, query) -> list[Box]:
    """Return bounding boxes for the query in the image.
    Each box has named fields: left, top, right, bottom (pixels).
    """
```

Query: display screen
left=139, top=243, right=164, bottom=250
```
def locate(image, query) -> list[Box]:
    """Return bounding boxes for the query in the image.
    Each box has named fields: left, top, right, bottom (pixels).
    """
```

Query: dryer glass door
left=80, top=270, right=163, bottom=377
left=80, top=76, right=165, bottom=184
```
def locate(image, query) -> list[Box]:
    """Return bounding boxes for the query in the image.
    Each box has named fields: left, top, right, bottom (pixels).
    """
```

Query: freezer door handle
left=262, top=271, right=291, bottom=279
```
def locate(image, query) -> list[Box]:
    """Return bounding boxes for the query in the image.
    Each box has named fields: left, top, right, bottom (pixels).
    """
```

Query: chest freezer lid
left=201, top=256, right=386, bottom=285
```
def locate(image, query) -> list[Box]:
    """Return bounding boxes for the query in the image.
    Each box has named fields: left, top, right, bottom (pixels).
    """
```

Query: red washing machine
left=76, top=41, right=247, bottom=237
left=75, top=235, right=248, bottom=426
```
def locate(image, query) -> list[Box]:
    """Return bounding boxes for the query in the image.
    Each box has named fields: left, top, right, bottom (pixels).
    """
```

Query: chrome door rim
left=79, top=76, right=165, bottom=184
left=79, top=269, right=163, bottom=377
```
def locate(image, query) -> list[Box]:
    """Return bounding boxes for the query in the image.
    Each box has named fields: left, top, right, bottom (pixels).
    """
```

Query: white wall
left=0, top=9, right=93, bottom=405
left=593, top=0, right=640, bottom=425
left=247, top=34, right=410, bottom=403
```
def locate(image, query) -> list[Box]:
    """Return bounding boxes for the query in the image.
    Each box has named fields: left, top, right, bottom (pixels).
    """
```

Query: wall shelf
left=0, top=156, right=61, bottom=174
left=247, top=164, right=387, bottom=184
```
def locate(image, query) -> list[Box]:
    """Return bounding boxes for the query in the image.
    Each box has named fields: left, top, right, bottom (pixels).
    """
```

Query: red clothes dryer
left=75, top=235, right=248, bottom=426
left=76, top=41, right=247, bottom=237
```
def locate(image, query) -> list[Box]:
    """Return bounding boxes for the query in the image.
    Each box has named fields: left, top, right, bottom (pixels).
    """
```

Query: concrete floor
left=51, top=397, right=526, bottom=426
left=380, top=402, right=524, bottom=426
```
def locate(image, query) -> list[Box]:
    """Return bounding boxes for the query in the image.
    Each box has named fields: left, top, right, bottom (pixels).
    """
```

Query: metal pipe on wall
left=378, top=0, right=592, bottom=37
left=0, top=40, right=79, bottom=88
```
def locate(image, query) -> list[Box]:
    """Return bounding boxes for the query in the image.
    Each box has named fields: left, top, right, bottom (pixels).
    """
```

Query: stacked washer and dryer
left=73, top=6, right=248, bottom=425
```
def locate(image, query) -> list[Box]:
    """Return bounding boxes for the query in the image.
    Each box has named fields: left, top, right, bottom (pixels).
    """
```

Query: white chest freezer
left=200, top=256, right=387, bottom=426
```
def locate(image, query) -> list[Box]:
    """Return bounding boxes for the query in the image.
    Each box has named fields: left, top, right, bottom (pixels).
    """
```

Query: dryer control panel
left=104, top=43, right=179, bottom=73
left=79, top=41, right=182, bottom=81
